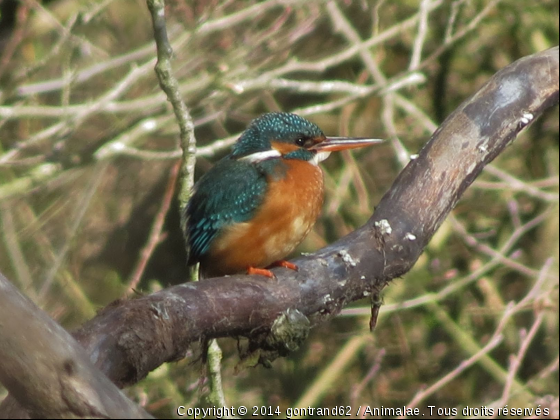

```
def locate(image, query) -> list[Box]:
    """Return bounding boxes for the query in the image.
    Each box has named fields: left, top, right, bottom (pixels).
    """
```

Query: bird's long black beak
left=310, top=137, right=384, bottom=152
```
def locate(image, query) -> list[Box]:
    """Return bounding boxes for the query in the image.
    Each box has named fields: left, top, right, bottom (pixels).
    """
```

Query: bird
left=184, top=112, right=382, bottom=278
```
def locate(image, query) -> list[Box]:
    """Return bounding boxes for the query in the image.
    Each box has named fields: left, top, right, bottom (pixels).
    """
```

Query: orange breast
left=203, top=159, right=324, bottom=276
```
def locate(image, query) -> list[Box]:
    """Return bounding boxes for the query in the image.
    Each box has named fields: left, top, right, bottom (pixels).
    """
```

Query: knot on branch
left=239, top=309, right=311, bottom=369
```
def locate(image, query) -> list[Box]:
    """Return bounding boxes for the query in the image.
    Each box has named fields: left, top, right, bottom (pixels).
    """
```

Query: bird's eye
left=295, top=137, right=306, bottom=147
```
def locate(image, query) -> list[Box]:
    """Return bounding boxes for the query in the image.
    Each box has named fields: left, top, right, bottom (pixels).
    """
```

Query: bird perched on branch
left=184, top=112, right=382, bottom=278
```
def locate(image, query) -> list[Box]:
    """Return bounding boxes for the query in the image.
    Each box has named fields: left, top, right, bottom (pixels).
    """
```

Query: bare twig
left=403, top=332, right=504, bottom=414
left=409, top=0, right=431, bottom=71
left=126, top=160, right=181, bottom=295
left=39, top=163, right=108, bottom=298
left=146, top=0, right=196, bottom=215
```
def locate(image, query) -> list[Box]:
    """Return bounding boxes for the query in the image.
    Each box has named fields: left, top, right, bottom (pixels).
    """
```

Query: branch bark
left=0, top=273, right=152, bottom=419
left=0, top=47, right=558, bottom=418
left=66, top=45, right=560, bottom=384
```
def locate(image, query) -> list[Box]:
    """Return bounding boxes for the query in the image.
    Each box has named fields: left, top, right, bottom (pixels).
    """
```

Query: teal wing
left=185, top=158, right=268, bottom=265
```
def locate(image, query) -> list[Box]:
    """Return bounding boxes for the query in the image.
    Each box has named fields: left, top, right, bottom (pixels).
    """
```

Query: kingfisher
left=184, top=112, right=382, bottom=278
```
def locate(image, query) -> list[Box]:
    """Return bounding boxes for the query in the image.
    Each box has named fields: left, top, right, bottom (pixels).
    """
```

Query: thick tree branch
left=73, top=46, right=558, bottom=386
left=0, top=273, right=152, bottom=419
left=1, top=47, right=558, bottom=417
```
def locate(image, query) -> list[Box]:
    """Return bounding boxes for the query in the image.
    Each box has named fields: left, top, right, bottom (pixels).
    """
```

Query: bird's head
left=231, top=112, right=382, bottom=165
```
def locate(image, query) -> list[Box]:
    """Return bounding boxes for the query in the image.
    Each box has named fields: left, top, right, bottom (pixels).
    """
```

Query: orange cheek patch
left=270, top=141, right=300, bottom=155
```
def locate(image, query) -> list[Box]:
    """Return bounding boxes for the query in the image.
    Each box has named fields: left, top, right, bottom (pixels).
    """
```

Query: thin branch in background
left=253, top=0, right=444, bottom=79
left=16, top=41, right=158, bottom=96
left=341, top=207, right=558, bottom=318
left=0, top=63, right=152, bottom=164
left=393, top=94, right=438, bottom=133
left=448, top=214, right=550, bottom=280
left=94, top=115, right=175, bottom=161
left=195, top=134, right=238, bottom=159
left=231, top=77, right=374, bottom=95
left=497, top=312, right=546, bottom=410
left=350, top=348, right=386, bottom=408
left=0, top=0, right=31, bottom=80
left=472, top=178, right=559, bottom=202
left=146, top=0, right=227, bottom=410
left=14, top=0, right=300, bottom=98
left=0, top=0, right=499, bottom=173
left=207, top=340, right=228, bottom=408
left=444, top=0, right=464, bottom=42
left=80, top=0, right=117, bottom=24
left=92, top=109, right=222, bottom=162
left=1, top=75, right=213, bottom=119
left=408, top=0, right=432, bottom=71
left=482, top=164, right=560, bottom=202
left=26, top=0, right=108, bottom=59
left=418, top=0, right=503, bottom=71
left=327, top=2, right=417, bottom=167
left=507, top=198, right=523, bottom=230
left=146, top=0, right=196, bottom=214
left=401, top=258, right=555, bottom=412
left=294, top=335, right=372, bottom=409
left=529, top=356, right=559, bottom=388
left=195, top=0, right=307, bottom=35
left=329, top=1, right=384, bottom=83
left=0, top=206, right=36, bottom=300
left=402, top=333, right=505, bottom=414
left=126, top=160, right=181, bottom=295
left=38, top=163, right=109, bottom=298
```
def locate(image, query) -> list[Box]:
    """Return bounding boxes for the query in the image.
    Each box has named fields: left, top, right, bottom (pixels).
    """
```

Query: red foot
left=246, top=261, right=299, bottom=279
left=270, top=260, right=299, bottom=271
left=247, top=266, right=275, bottom=278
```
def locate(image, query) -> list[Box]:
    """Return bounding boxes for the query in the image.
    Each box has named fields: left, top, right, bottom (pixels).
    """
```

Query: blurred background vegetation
left=0, top=0, right=558, bottom=417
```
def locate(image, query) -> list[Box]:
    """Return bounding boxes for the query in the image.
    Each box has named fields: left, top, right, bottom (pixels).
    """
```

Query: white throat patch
left=310, top=151, right=331, bottom=166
